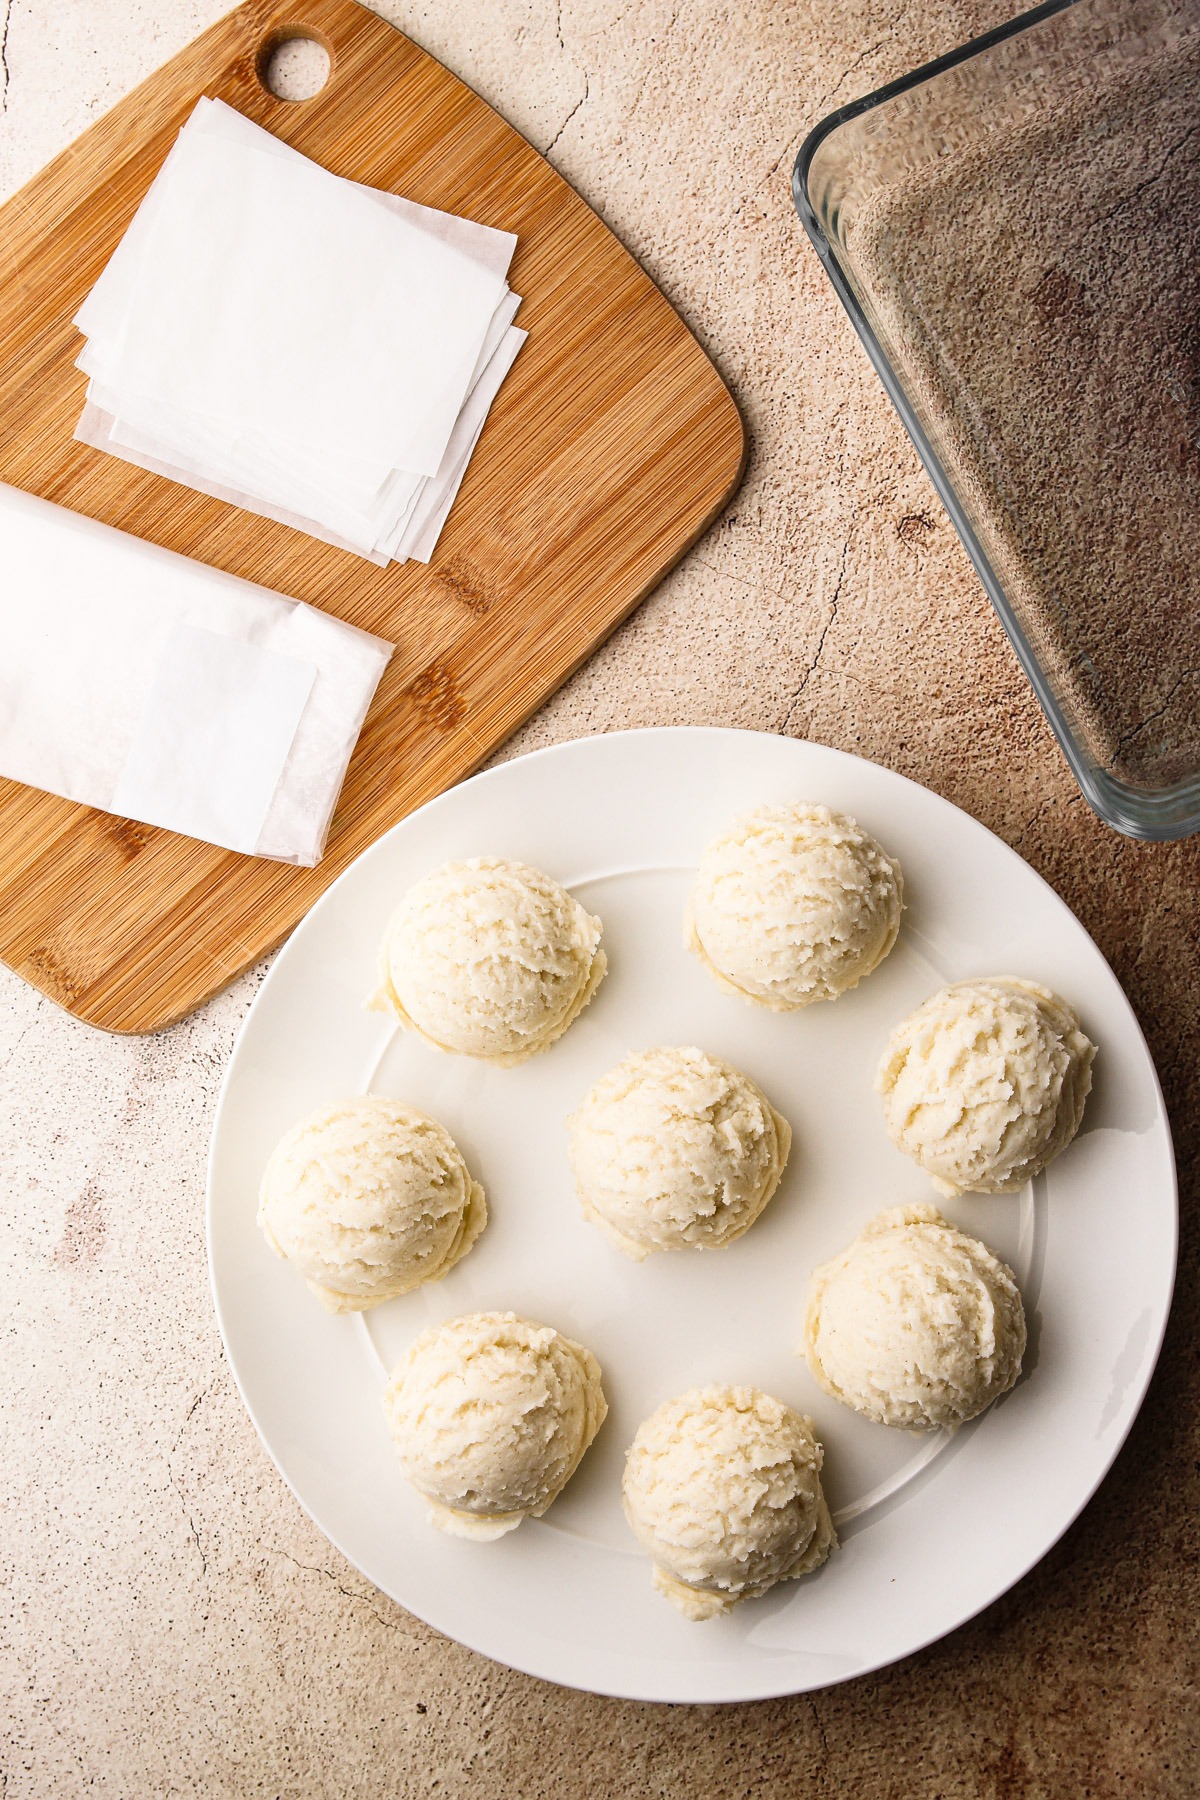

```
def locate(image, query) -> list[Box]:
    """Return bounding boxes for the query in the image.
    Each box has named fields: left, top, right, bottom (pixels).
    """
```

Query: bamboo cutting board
left=0, top=0, right=743, bottom=1033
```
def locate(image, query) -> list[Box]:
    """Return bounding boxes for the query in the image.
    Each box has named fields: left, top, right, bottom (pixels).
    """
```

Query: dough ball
left=877, top=977, right=1095, bottom=1195
left=258, top=1096, right=486, bottom=1312
left=803, top=1203, right=1026, bottom=1430
left=622, top=1386, right=835, bottom=1619
left=383, top=1311, right=607, bottom=1538
left=567, top=1046, right=791, bottom=1259
left=371, top=858, right=606, bottom=1064
left=685, top=804, right=903, bottom=1009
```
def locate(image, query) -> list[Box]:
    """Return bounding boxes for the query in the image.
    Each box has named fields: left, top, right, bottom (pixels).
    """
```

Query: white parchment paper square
left=112, top=626, right=316, bottom=854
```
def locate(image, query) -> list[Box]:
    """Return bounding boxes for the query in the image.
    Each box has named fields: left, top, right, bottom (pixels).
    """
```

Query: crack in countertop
left=0, top=1, right=14, bottom=114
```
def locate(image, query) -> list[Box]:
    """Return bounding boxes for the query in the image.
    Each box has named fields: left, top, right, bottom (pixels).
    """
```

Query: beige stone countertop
left=1, top=1, right=1197, bottom=1794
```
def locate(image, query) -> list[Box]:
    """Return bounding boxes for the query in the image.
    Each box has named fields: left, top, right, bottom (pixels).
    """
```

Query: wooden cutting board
left=0, top=0, right=743, bottom=1033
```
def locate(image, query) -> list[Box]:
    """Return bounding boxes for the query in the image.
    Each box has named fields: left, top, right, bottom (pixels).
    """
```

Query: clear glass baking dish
left=794, top=0, right=1200, bottom=839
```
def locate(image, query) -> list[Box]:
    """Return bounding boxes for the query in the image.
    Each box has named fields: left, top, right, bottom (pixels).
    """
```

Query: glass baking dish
left=794, top=0, right=1200, bottom=839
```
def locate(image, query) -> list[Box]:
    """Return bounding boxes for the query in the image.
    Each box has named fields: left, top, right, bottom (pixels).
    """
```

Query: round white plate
left=208, top=729, right=1176, bottom=1703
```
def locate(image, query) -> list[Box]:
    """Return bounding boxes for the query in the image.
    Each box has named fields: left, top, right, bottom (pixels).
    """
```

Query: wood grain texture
left=0, top=0, right=743, bottom=1034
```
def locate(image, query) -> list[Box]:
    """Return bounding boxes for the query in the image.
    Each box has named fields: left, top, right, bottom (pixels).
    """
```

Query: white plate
left=207, top=729, right=1176, bottom=1703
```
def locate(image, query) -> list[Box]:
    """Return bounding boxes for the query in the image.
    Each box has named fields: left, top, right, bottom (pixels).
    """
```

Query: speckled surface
left=1, top=2, right=1198, bottom=1794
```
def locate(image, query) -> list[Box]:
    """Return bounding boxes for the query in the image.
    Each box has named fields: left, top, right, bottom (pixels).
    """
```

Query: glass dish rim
left=792, top=0, right=1200, bottom=842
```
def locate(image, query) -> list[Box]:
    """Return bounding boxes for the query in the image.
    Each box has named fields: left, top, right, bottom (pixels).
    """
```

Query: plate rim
left=206, top=726, right=1178, bottom=1702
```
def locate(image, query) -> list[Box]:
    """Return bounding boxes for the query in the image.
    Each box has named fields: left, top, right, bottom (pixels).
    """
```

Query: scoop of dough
left=383, top=1312, right=607, bottom=1539
left=685, top=804, right=903, bottom=1009
left=370, top=858, right=606, bottom=1065
left=567, top=1046, right=791, bottom=1260
left=622, top=1386, right=835, bottom=1619
left=803, top=1203, right=1027, bottom=1430
left=876, top=977, right=1096, bottom=1195
left=258, top=1096, right=486, bottom=1313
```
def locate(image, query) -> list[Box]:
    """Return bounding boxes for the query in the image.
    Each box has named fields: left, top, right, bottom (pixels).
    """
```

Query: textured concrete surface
left=2, top=1, right=1198, bottom=1795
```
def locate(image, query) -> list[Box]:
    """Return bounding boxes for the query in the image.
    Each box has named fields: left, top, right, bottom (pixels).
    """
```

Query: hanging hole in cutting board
left=257, top=29, right=333, bottom=103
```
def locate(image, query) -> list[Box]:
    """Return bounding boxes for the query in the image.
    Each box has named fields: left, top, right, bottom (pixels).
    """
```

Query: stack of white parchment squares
left=74, top=98, right=525, bottom=565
